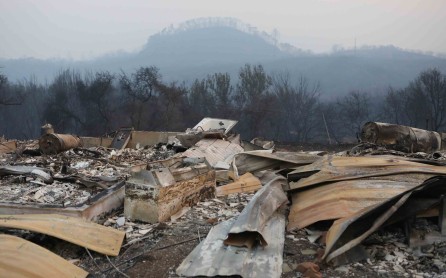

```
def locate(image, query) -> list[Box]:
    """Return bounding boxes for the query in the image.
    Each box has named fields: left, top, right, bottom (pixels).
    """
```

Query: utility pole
left=322, top=113, right=332, bottom=145
left=354, top=37, right=357, bottom=56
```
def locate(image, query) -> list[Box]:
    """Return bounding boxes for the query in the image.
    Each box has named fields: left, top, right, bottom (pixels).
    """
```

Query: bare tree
left=206, top=72, right=233, bottom=118
left=337, top=91, right=371, bottom=138
left=408, top=68, right=446, bottom=130
left=0, top=74, right=23, bottom=106
left=43, top=69, right=85, bottom=133
left=272, top=72, right=320, bottom=142
left=120, top=67, right=161, bottom=129
left=188, top=78, right=215, bottom=121
left=234, top=64, right=272, bottom=138
left=79, top=71, right=116, bottom=134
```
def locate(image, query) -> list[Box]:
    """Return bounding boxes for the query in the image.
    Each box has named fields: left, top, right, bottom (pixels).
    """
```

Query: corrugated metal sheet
left=0, top=234, right=88, bottom=278
left=176, top=213, right=285, bottom=278
left=288, top=155, right=446, bottom=191
left=180, top=139, right=244, bottom=168
left=232, top=150, right=319, bottom=178
left=224, top=175, right=288, bottom=247
left=287, top=174, right=433, bottom=231
left=322, top=177, right=446, bottom=262
left=0, top=214, right=125, bottom=256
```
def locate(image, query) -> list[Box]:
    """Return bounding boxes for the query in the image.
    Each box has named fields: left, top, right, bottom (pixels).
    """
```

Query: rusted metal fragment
left=0, top=140, right=17, bottom=154
left=360, top=122, right=444, bottom=153
left=0, top=181, right=125, bottom=221
left=0, top=214, right=125, bottom=256
left=224, top=175, right=288, bottom=248
left=180, top=138, right=244, bottom=168
left=39, top=133, right=81, bottom=154
left=0, top=234, right=88, bottom=278
left=289, top=155, right=446, bottom=191
left=176, top=212, right=285, bottom=278
left=232, top=150, right=319, bottom=178
left=323, top=177, right=446, bottom=263
left=216, top=172, right=262, bottom=196
left=110, top=127, right=133, bottom=149
left=287, top=174, right=433, bottom=230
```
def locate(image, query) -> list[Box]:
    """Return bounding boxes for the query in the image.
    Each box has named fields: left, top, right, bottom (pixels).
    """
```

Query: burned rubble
left=2, top=120, right=446, bottom=277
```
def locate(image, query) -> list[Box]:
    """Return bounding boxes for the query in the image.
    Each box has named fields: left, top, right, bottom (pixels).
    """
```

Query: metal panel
left=0, top=234, right=88, bottom=278
left=216, top=172, right=262, bottom=196
left=0, top=214, right=125, bottom=256
left=176, top=213, right=285, bottom=278
left=193, top=117, right=238, bottom=134
left=287, top=174, right=433, bottom=230
left=232, top=150, right=319, bottom=178
left=289, top=155, right=446, bottom=191
left=322, top=177, right=446, bottom=262
left=110, top=127, right=133, bottom=149
left=224, top=175, right=288, bottom=247
left=180, top=138, right=244, bottom=168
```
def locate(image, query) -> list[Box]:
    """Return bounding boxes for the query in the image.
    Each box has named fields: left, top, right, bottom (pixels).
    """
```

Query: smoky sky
left=1, top=0, right=445, bottom=60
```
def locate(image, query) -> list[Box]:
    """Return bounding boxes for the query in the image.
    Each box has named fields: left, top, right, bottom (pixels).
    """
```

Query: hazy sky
left=1, top=0, right=445, bottom=60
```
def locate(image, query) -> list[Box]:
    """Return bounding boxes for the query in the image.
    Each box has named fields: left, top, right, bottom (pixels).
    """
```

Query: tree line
left=1, top=65, right=445, bottom=144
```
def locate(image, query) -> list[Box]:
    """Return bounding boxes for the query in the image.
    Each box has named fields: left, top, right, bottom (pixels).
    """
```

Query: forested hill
left=1, top=17, right=446, bottom=96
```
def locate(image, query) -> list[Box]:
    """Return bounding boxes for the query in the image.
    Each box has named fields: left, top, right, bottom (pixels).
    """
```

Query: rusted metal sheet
left=287, top=174, right=433, bottom=231
left=0, top=140, right=17, bottom=154
left=224, top=175, right=288, bottom=248
left=0, top=214, right=125, bottom=256
left=360, top=122, right=444, bottom=153
left=176, top=212, right=285, bottom=278
left=0, top=181, right=125, bottom=221
left=232, top=150, right=319, bottom=178
left=322, top=177, right=446, bottom=263
left=180, top=138, right=244, bottom=168
left=289, top=155, right=446, bottom=191
left=216, top=172, right=262, bottom=196
left=39, top=133, right=81, bottom=154
left=0, top=234, right=88, bottom=278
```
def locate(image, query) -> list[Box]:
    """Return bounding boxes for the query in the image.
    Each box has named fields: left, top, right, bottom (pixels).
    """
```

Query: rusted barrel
left=360, top=122, right=442, bottom=153
left=39, top=133, right=81, bottom=154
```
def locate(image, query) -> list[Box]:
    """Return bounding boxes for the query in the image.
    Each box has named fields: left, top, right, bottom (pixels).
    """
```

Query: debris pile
left=2, top=120, right=446, bottom=277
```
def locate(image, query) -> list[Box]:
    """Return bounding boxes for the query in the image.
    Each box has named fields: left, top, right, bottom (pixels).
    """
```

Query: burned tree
left=272, top=73, right=320, bottom=142
left=120, top=66, right=161, bottom=129
left=234, top=64, right=273, bottom=138
left=0, top=74, right=23, bottom=106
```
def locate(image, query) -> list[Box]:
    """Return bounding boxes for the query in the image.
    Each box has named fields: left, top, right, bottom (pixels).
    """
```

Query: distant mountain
left=1, top=17, right=446, bottom=96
